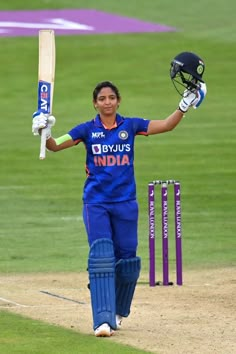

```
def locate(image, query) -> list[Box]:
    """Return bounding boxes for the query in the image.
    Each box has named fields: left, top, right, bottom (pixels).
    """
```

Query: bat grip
left=39, top=128, right=47, bottom=160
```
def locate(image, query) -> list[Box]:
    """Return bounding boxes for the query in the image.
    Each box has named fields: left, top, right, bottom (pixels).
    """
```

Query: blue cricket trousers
left=83, top=200, right=138, bottom=260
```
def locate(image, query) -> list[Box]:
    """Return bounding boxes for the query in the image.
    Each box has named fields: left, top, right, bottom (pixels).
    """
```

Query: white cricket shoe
left=116, top=315, right=123, bottom=329
left=94, top=323, right=114, bottom=337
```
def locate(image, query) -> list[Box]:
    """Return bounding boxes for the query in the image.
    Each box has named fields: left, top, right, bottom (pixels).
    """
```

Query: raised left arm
left=147, top=109, right=184, bottom=135
left=147, top=82, right=207, bottom=135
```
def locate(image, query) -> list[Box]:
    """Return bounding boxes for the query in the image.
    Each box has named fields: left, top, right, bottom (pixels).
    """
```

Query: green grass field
left=0, top=1, right=236, bottom=353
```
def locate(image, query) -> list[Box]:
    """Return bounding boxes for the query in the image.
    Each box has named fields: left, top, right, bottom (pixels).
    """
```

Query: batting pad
left=88, top=238, right=116, bottom=330
left=115, top=257, right=141, bottom=317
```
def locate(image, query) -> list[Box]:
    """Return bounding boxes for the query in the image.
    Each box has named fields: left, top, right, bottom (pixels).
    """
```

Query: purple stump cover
left=174, top=183, right=183, bottom=285
left=162, top=183, right=169, bottom=285
left=148, top=183, right=156, bottom=286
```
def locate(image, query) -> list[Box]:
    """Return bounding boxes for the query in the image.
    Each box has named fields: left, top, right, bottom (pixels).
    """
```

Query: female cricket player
left=32, top=57, right=207, bottom=337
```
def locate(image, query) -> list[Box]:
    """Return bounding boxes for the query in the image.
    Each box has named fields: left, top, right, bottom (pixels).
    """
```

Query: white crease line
left=0, top=296, right=28, bottom=307
left=0, top=304, right=81, bottom=308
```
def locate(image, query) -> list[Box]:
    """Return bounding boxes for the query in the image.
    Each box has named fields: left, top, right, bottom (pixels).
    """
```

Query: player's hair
left=93, top=81, right=121, bottom=101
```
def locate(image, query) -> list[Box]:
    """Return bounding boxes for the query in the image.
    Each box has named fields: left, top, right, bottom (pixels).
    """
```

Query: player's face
left=94, top=87, right=120, bottom=116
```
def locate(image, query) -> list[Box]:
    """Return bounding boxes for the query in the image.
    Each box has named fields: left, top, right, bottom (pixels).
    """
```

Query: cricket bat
left=38, top=29, right=55, bottom=160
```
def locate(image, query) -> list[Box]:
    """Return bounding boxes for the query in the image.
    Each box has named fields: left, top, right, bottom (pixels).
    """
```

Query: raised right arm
left=32, top=111, right=81, bottom=152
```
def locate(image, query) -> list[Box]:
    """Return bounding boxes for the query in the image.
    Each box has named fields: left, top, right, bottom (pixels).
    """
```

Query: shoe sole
left=95, top=329, right=114, bottom=337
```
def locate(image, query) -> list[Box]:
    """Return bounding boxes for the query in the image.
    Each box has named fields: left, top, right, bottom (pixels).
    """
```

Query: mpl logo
left=92, top=144, right=101, bottom=154
left=92, top=132, right=105, bottom=138
left=38, top=81, right=51, bottom=114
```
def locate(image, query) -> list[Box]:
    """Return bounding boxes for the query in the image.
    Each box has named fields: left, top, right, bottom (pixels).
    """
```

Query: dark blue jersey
left=68, top=114, right=150, bottom=203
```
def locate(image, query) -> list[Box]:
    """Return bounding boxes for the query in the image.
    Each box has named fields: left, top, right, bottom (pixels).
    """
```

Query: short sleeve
left=68, top=122, right=88, bottom=141
left=132, top=118, right=150, bottom=135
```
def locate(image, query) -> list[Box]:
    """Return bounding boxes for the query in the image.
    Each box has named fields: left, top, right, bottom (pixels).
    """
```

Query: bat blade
left=38, top=29, right=55, bottom=160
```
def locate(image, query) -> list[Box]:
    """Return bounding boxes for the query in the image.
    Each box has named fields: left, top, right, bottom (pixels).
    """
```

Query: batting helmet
left=170, top=51, right=205, bottom=95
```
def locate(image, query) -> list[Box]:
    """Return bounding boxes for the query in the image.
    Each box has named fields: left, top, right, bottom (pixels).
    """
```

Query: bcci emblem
left=119, top=130, right=128, bottom=140
left=197, top=63, right=204, bottom=75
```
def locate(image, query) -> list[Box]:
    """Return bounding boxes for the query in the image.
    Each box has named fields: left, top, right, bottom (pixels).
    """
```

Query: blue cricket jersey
left=68, top=114, right=150, bottom=203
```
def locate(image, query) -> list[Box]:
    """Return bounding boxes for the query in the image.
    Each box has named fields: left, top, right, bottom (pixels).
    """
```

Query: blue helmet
left=170, top=51, right=205, bottom=95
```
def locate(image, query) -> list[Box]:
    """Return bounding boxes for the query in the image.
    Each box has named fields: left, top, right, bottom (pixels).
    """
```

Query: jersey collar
left=94, top=114, right=124, bottom=129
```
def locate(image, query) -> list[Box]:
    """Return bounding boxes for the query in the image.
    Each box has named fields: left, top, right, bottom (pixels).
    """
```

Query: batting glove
left=192, top=82, right=207, bottom=109
left=179, top=82, right=207, bottom=113
left=32, top=111, right=56, bottom=139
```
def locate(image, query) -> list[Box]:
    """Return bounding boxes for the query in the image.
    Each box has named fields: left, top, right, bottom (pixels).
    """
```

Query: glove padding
left=32, top=111, right=56, bottom=139
left=179, top=82, right=207, bottom=113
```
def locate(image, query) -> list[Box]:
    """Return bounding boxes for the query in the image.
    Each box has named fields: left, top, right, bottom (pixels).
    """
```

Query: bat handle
left=39, top=128, right=47, bottom=160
